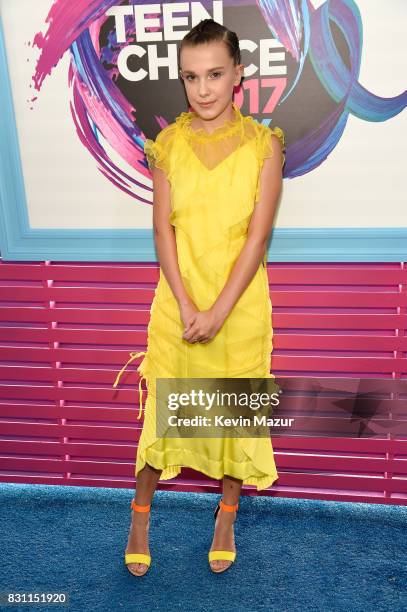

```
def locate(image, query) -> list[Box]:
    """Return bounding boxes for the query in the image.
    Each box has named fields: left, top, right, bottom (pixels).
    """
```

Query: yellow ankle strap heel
left=208, top=498, right=239, bottom=572
left=124, top=498, right=152, bottom=575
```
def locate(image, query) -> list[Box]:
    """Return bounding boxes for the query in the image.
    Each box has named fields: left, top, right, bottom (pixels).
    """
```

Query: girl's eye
left=184, top=72, right=223, bottom=81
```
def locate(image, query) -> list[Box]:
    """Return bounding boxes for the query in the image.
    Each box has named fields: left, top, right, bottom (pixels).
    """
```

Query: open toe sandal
left=124, top=498, right=152, bottom=576
left=208, top=498, right=239, bottom=573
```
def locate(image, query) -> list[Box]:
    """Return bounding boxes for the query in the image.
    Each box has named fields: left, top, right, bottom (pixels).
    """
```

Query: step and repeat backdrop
left=0, top=0, right=406, bottom=261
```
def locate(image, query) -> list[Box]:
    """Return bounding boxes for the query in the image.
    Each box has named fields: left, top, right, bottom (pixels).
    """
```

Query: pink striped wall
left=0, top=260, right=406, bottom=505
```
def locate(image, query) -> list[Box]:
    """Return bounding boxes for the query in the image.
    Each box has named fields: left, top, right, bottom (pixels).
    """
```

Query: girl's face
left=179, top=41, right=243, bottom=122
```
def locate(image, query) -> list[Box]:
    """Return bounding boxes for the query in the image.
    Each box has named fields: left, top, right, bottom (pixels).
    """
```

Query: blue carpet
left=0, top=483, right=406, bottom=612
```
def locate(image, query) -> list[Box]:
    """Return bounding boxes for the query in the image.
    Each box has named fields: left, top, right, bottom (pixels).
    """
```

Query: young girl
left=113, top=19, right=285, bottom=576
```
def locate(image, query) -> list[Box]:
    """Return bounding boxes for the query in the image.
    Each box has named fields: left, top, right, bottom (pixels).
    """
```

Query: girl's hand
left=179, top=299, right=199, bottom=331
left=182, top=307, right=226, bottom=344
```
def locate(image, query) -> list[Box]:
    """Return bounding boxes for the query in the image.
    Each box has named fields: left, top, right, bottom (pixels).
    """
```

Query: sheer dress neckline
left=175, top=101, right=243, bottom=143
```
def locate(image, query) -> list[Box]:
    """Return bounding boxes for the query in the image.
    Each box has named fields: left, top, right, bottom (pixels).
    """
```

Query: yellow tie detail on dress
left=112, top=351, right=147, bottom=420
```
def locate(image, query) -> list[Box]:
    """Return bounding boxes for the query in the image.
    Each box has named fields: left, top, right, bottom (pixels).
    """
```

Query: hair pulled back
left=178, top=19, right=241, bottom=68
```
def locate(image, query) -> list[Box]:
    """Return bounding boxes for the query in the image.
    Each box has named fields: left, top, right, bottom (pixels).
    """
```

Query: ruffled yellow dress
left=113, top=101, right=285, bottom=491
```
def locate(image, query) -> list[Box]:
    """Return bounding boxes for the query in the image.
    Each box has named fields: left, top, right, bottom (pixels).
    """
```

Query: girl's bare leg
left=125, top=462, right=162, bottom=575
left=209, top=474, right=243, bottom=571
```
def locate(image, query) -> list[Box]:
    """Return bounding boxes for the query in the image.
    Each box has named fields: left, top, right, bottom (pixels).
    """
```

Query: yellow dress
left=113, top=101, right=285, bottom=491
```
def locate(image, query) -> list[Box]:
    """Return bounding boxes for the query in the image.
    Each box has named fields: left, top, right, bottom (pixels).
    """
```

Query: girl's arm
left=211, top=134, right=283, bottom=321
left=152, top=165, right=194, bottom=309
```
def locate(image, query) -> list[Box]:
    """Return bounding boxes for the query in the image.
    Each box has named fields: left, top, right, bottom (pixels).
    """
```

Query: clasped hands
left=180, top=300, right=227, bottom=344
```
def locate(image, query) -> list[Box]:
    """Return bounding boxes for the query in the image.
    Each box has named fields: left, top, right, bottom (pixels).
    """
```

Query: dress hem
left=135, top=446, right=279, bottom=492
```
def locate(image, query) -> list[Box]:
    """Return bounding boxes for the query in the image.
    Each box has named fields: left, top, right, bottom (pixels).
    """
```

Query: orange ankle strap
left=131, top=498, right=151, bottom=512
left=220, top=499, right=239, bottom=512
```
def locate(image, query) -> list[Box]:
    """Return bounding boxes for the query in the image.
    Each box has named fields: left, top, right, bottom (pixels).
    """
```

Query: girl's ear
left=235, top=64, right=244, bottom=85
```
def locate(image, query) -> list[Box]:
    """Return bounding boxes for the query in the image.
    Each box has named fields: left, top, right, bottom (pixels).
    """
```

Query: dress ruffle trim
left=143, top=123, right=177, bottom=178
left=144, top=139, right=165, bottom=172
left=137, top=445, right=279, bottom=491
left=257, top=123, right=286, bottom=164
left=255, top=124, right=286, bottom=201
left=175, top=100, right=243, bottom=143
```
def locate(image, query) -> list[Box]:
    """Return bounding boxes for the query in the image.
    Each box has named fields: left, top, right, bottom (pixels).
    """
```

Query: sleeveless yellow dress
left=113, top=101, right=285, bottom=491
